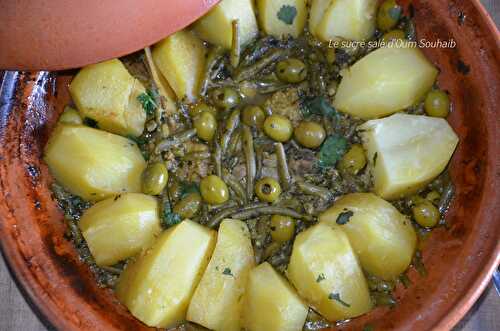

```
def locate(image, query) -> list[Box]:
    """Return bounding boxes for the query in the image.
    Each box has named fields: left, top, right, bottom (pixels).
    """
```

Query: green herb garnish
left=277, top=5, right=297, bottom=25
left=328, top=292, right=351, bottom=307
left=137, top=89, right=158, bottom=116
left=161, top=201, right=181, bottom=228
left=302, top=96, right=338, bottom=118
left=316, top=274, right=326, bottom=283
left=180, top=182, right=200, bottom=198
left=336, top=210, right=354, bottom=225
left=318, top=134, right=348, bottom=168
left=222, top=267, right=233, bottom=276
left=388, top=6, right=402, bottom=21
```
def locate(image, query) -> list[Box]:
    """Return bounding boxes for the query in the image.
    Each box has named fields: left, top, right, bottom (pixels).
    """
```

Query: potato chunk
left=79, top=193, right=161, bottom=266
left=288, top=223, right=373, bottom=321
left=193, top=0, right=258, bottom=50
left=319, top=193, right=417, bottom=280
left=309, top=0, right=377, bottom=41
left=333, top=46, right=438, bottom=119
left=359, top=113, right=459, bottom=199
left=187, top=220, right=254, bottom=331
left=69, top=59, right=146, bottom=137
left=153, top=30, right=206, bottom=103
left=256, top=0, right=307, bottom=38
left=243, top=262, right=308, bottom=331
left=116, top=220, right=216, bottom=328
left=44, top=124, right=146, bottom=201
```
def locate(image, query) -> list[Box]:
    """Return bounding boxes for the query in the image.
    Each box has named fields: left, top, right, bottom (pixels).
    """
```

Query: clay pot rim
left=0, top=1, right=499, bottom=330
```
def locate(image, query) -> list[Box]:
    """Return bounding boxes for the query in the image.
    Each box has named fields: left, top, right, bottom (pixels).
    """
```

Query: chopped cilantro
left=180, top=182, right=200, bottom=198
left=336, top=210, right=354, bottom=225
left=160, top=201, right=181, bottom=228
left=316, top=274, right=326, bottom=283
left=277, top=5, right=297, bottom=25
left=83, top=117, right=98, bottom=128
left=318, top=134, right=348, bottom=168
left=328, top=292, right=351, bottom=307
left=137, top=89, right=157, bottom=116
left=302, top=96, right=339, bottom=118
left=222, top=267, right=233, bottom=276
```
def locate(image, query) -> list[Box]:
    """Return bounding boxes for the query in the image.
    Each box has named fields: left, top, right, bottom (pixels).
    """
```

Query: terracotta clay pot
left=0, top=0, right=220, bottom=71
left=0, top=0, right=499, bottom=330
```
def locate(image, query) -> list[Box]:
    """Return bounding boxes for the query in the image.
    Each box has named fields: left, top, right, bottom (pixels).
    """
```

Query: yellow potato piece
left=288, top=223, right=373, bottom=321
left=359, top=113, right=459, bottom=200
left=69, top=59, right=146, bottom=137
left=79, top=193, right=161, bottom=266
left=243, top=262, right=308, bottom=331
left=43, top=124, right=145, bottom=201
left=193, top=0, right=258, bottom=50
left=257, top=0, right=307, bottom=38
left=153, top=30, right=206, bottom=103
left=333, top=46, right=439, bottom=119
left=309, top=0, right=377, bottom=41
left=187, top=220, right=255, bottom=331
left=116, top=220, right=216, bottom=329
left=319, top=193, right=417, bottom=280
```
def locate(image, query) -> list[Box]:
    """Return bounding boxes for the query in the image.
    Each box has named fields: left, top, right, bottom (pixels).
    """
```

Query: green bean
left=221, top=109, right=241, bottom=154
left=101, top=265, right=123, bottom=275
left=245, top=80, right=289, bottom=94
left=438, top=181, right=455, bottom=214
left=230, top=19, right=241, bottom=68
left=235, top=49, right=287, bottom=82
left=255, top=145, right=264, bottom=180
left=200, top=46, right=225, bottom=96
left=223, top=170, right=248, bottom=205
left=213, top=138, right=222, bottom=178
left=208, top=202, right=268, bottom=228
left=182, top=151, right=211, bottom=161
left=231, top=206, right=313, bottom=222
left=296, top=181, right=332, bottom=201
left=372, top=292, right=397, bottom=308
left=241, top=36, right=275, bottom=66
left=155, top=128, right=197, bottom=153
left=227, top=129, right=242, bottom=157
left=243, top=125, right=256, bottom=199
left=275, top=143, right=291, bottom=190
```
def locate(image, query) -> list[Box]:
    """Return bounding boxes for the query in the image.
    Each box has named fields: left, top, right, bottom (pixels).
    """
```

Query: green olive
left=425, top=191, right=441, bottom=205
left=194, top=111, right=217, bottom=141
left=294, top=121, right=326, bottom=149
left=424, top=90, right=450, bottom=118
left=276, top=58, right=308, bottom=83
left=211, top=87, right=241, bottom=110
left=242, top=105, right=266, bottom=129
left=59, top=106, right=82, bottom=125
left=270, top=215, right=295, bottom=242
left=200, top=175, right=229, bottom=204
left=412, top=200, right=440, bottom=228
left=173, top=192, right=202, bottom=219
left=263, top=115, right=293, bottom=142
left=377, top=0, right=402, bottom=31
left=141, top=162, right=169, bottom=195
left=189, top=102, right=217, bottom=118
left=338, top=144, right=367, bottom=174
left=381, top=29, right=406, bottom=43
left=255, top=177, right=281, bottom=203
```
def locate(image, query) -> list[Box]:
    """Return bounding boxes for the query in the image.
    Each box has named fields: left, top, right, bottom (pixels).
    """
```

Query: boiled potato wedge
left=58, top=106, right=82, bottom=125
left=79, top=193, right=161, bottom=266
left=243, top=262, right=308, bottom=331
left=257, top=0, right=307, bottom=38
left=333, top=46, right=438, bottom=119
left=288, top=223, right=373, bottom=321
left=359, top=113, right=459, bottom=199
left=116, top=220, right=216, bottom=328
left=69, top=59, right=147, bottom=137
left=44, top=124, right=146, bottom=201
left=153, top=30, right=206, bottom=103
left=309, top=0, right=377, bottom=41
left=319, top=193, right=417, bottom=280
left=187, top=220, right=254, bottom=331
left=193, top=0, right=258, bottom=50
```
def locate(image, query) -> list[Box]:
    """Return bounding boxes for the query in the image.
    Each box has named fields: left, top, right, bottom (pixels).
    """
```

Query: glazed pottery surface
left=0, top=0, right=499, bottom=330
